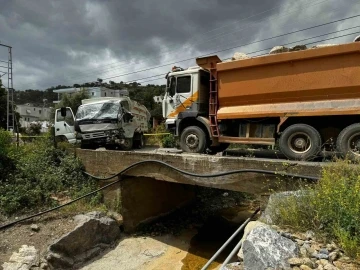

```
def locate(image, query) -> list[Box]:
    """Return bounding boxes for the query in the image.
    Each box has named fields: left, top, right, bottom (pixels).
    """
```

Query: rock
left=318, top=259, right=330, bottom=266
left=319, top=248, right=329, bottom=255
left=289, top=45, right=307, bottom=52
left=305, top=230, right=315, bottom=240
left=328, top=251, right=338, bottom=262
left=280, top=232, right=294, bottom=240
left=107, top=211, right=123, bottom=226
left=333, top=261, right=358, bottom=270
left=315, top=253, right=329, bottom=260
left=269, top=46, right=289, bottom=54
left=288, top=258, right=315, bottom=268
left=354, top=35, right=360, bottom=42
left=223, top=262, right=243, bottom=270
left=30, top=224, right=40, bottom=232
left=2, top=245, right=39, bottom=270
left=323, top=263, right=338, bottom=270
left=300, top=247, right=308, bottom=257
left=300, top=265, right=312, bottom=270
left=311, top=44, right=337, bottom=49
left=288, top=257, right=303, bottom=266
left=237, top=221, right=264, bottom=260
left=296, top=239, right=305, bottom=246
left=242, top=223, right=299, bottom=270
left=231, top=52, right=249, bottom=61
left=260, top=190, right=308, bottom=224
left=46, top=211, right=120, bottom=269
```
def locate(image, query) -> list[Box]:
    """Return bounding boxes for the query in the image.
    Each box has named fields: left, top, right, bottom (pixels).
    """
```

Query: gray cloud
left=0, top=0, right=359, bottom=90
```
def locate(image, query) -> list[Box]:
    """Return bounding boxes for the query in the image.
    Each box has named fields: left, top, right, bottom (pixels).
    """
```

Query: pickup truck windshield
left=76, top=101, right=121, bottom=120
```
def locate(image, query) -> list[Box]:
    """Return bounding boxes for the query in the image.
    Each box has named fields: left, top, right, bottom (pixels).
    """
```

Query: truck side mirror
left=60, top=107, right=67, bottom=117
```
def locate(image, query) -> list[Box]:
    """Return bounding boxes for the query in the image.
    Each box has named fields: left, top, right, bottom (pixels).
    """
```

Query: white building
left=16, top=103, right=51, bottom=131
left=153, top=96, right=163, bottom=104
left=53, top=87, right=128, bottom=103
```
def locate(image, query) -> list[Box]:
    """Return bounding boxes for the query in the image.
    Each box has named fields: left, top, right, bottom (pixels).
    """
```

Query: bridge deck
left=76, top=148, right=323, bottom=194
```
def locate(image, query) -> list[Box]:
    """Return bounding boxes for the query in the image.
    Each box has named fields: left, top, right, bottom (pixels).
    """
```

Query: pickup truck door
left=54, top=107, right=76, bottom=143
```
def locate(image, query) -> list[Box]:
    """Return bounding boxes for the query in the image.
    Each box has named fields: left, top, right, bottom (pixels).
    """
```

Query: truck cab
left=55, top=97, right=150, bottom=150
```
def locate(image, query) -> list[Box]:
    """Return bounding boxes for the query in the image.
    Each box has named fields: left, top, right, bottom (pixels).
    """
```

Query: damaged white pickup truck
left=54, top=97, right=150, bottom=150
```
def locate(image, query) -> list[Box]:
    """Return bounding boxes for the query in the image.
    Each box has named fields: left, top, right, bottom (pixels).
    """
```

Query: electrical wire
left=65, top=0, right=331, bottom=80
left=124, top=29, right=360, bottom=85
left=0, top=160, right=319, bottom=231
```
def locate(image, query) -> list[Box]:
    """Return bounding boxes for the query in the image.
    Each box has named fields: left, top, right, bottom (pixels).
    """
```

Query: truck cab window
left=176, top=76, right=191, bottom=93
left=169, top=77, right=176, bottom=96
left=56, top=108, right=74, bottom=126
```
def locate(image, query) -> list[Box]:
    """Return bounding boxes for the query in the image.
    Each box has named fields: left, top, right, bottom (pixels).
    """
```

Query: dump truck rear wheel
left=336, top=123, right=360, bottom=160
left=180, top=126, right=207, bottom=153
left=279, top=124, right=321, bottom=160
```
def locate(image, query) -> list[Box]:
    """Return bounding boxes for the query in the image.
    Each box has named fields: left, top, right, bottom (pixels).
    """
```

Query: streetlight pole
left=0, top=43, right=13, bottom=131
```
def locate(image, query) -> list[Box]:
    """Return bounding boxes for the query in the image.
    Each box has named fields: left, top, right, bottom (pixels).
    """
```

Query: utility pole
left=0, top=43, right=14, bottom=132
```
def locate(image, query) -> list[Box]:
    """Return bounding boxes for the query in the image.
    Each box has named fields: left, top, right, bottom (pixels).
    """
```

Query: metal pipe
left=219, top=208, right=260, bottom=269
left=201, top=207, right=260, bottom=270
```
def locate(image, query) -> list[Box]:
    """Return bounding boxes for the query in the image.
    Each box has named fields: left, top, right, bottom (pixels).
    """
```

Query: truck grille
left=82, top=132, right=106, bottom=140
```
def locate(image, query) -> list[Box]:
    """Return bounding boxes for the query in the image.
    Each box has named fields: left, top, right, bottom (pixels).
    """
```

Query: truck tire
left=180, top=126, right=207, bottom=153
left=279, top=124, right=321, bottom=160
left=133, top=134, right=145, bottom=149
left=336, top=123, right=360, bottom=160
left=121, top=138, right=133, bottom=151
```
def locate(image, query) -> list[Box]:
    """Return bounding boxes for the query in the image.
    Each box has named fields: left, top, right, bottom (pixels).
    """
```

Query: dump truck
left=162, top=40, right=360, bottom=160
left=55, top=96, right=150, bottom=150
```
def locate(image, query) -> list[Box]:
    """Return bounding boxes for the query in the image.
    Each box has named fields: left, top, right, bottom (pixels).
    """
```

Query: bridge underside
left=76, top=149, right=323, bottom=231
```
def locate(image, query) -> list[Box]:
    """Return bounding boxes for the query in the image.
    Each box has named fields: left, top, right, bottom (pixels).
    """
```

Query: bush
left=161, top=134, right=176, bottom=148
left=0, top=134, right=101, bottom=216
left=274, top=160, right=360, bottom=259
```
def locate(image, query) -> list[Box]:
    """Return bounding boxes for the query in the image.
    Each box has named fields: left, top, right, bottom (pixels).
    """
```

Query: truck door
left=55, top=107, right=76, bottom=143
left=163, top=75, right=192, bottom=119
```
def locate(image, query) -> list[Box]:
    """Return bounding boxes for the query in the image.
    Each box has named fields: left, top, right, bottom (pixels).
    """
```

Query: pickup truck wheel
left=336, top=123, right=360, bottom=160
left=180, top=126, right=207, bottom=153
left=279, top=124, right=321, bottom=160
left=122, top=138, right=133, bottom=151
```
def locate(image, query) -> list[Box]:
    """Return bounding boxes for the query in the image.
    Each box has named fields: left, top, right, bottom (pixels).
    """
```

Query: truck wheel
left=180, top=126, right=207, bottom=153
left=207, top=143, right=230, bottom=155
left=121, top=138, right=133, bottom=151
left=279, top=124, right=321, bottom=160
left=336, top=123, right=360, bottom=160
left=134, top=134, right=145, bottom=149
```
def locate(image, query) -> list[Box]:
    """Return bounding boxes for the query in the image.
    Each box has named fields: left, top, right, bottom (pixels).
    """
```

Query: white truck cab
left=54, top=97, right=150, bottom=150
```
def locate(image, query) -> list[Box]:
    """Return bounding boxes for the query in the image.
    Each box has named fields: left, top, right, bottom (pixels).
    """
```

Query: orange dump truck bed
left=198, top=42, right=360, bottom=120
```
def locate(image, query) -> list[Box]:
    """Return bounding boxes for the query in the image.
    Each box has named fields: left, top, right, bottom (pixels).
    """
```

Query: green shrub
left=0, top=135, right=101, bottom=216
left=161, top=134, right=176, bottom=148
left=274, top=160, right=360, bottom=259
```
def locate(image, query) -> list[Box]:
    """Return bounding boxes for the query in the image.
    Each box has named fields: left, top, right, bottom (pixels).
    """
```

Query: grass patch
left=274, top=160, right=360, bottom=259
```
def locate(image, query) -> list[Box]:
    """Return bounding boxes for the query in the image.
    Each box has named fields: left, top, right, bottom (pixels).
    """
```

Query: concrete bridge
left=76, top=148, right=323, bottom=231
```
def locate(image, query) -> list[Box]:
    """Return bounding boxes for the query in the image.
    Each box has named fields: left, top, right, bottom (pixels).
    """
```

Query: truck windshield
left=76, top=101, right=120, bottom=120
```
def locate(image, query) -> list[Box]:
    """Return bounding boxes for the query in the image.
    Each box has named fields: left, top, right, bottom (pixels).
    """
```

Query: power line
left=66, top=0, right=331, bottom=80
left=98, top=19, right=360, bottom=81
left=128, top=30, right=360, bottom=86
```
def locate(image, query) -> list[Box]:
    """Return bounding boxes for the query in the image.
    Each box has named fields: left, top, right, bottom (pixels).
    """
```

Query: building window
left=34, top=108, right=36, bottom=111
left=92, top=92, right=94, bottom=96
left=104, top=92, right=107, bottom=97
left=39, top=110, right=42, bottom=114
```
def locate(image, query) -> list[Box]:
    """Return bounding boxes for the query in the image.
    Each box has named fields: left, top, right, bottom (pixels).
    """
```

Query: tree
left=57, top=89, right=89, bottom=115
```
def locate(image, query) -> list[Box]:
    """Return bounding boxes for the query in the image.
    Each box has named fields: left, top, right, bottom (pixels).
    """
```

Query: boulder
left=46, top=211, right=121, bottom=269
left=242, top=223, right=299, bottom=270
left=269, top=46, right=289, bottom=54
left=231, top=52, right=249, bottom=61
left=289, top=45, right=307, bottom=52
left=260, top=190, right=309, bottom=224
left=237, top=221, right=264, bottom=260
left=311, top=44, right=337, bottom=49
left=2, top=245, right=39, bottom=270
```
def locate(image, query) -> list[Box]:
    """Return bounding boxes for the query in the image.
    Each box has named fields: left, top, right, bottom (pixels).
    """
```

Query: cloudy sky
left=0, top=0, right=359, bottom=90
